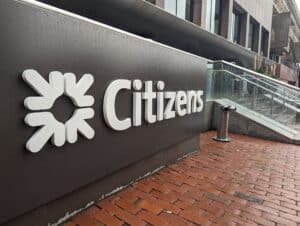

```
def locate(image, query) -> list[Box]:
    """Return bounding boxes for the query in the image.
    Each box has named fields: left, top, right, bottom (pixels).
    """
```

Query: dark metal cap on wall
left=37, top=0, right=256, bottom=68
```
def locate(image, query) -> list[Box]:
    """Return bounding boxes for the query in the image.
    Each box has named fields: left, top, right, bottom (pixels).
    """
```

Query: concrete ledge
left=5, top=136, right=200, bottom=226
left=211, top=99, right=300, bottom=145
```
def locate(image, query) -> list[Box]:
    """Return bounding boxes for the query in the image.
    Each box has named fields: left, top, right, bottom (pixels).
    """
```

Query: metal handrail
left=221, top=67, right=299, bottom=99
left=209, top=65, right=299, bottom=128
left=212, top=60, right=300, bottom=92
left=241, top=73, right=297, bottom=98
left=213, top=70, right=300, bottom=116
left=210, top=61, right=300, bottom=105
left=214, top=70, right=291, bottom=102
left=240, top=74, right=300, bottom=102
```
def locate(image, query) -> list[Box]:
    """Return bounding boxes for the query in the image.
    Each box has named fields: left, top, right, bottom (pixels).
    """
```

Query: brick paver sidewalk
left=64, top=131, right=300, bottom=226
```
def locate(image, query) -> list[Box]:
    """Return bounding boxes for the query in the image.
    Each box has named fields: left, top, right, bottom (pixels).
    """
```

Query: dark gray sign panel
left=0, top=0, right=207, bottom=223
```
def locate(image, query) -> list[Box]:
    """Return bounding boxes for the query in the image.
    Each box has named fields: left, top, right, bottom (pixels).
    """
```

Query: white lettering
left=103, top=79, right=132, bottom=131
left=142, top=81, right=157, bottom=124
left=175, top=91, right=187, bottom=116
left=103, top=79, right=204, bottom=131
left=196, top=90, right=204, bottom=112
left=164, top=91, right=176, bottom=120
left=187, top=90, right=198, bottom=114
left=133, top=80, right=142, bottom=127
left=156, top=81, right=165, bottom=121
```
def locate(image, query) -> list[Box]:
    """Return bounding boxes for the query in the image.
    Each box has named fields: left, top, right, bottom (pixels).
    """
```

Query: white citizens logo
left=22, top=71, right=204, bottom=154
left=22, top=70, right=95, bottom=153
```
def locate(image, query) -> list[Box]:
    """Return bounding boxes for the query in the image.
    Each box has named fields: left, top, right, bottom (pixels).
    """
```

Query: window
left=185, top=0, right=194, bottom=22
left=164, top=0, right=198, bottom=22
left=248, top=20, right=255, bottom=50
left=247, top=18, right=259, bottom=52
left=261, top=27, right=269, bottom=57
left=206, top=0, right=222, bottom=34
left=231, top=10, right=242, bottom=44
left=214, top=0, right=222, bottom=34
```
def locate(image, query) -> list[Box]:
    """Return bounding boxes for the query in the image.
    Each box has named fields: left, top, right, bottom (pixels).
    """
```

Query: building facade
left=271, top=0, right=300, bottom=85
left=146, top=0, right=273, bottom=57
left=147, top=0, right=300, bottom=86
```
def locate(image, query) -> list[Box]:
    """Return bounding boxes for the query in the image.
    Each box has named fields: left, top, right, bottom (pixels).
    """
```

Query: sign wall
left=0, top=0, right=207, bottom=223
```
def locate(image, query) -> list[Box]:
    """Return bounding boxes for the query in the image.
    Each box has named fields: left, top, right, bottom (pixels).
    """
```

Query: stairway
left=208, top=60, right=300, bottom=135
left=236, top=95, right=298, bottom=126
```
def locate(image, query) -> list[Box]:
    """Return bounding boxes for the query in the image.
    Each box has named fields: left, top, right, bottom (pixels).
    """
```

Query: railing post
left=238, top=78, right=242, bottom=98
left=206, top=63, right=214, bottom=99
left=270, top=93, right=274, bottom=117
left=251, top=86, right=257, bottom=109
left=231, top=79, right=235, bottom=99
left=283, top=90, right=286, bottom=109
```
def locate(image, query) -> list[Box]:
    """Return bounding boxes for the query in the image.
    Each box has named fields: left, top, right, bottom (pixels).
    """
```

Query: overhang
left=38, top=0, right=256, bottom=68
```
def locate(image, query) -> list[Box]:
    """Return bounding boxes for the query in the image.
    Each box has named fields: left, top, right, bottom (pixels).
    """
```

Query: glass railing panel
left=207, top=67, right=298, bottom=130
left=213, top=61, right=300, bottom=103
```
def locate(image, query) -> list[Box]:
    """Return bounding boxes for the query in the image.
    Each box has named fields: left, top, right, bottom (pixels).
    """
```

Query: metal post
left=238, top=79, right=242, bottom=99
left=214, top=105, right=237, bottom=142
left=251, top=86, right=257, bottom=109
left=270, top=93, right=274, bottom=117
left=283, top=90, right=286, bottom=109
left=231, top=79, right=235, bottom=99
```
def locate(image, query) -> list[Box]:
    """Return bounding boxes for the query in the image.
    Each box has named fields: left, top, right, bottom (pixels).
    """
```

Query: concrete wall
left=275, top=63, right=299, bottom=85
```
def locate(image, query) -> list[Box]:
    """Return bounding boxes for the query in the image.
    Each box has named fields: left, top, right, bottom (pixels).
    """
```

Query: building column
left=258, top=25, right=262, bottom=55
left=227, top=0, right=233, bottom=40
left=192, top=0, right=203, bottom=26
left=201, top=0, right=208, bottom=29
left=267, top=31, right=271, bottom=58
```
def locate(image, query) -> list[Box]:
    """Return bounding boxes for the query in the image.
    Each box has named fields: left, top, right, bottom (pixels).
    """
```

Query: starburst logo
left=22, top=70, right=95, bottom=153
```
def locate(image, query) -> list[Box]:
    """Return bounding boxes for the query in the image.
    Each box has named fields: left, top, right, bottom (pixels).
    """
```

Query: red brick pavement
left=63, top=131, right=300, bottom=226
